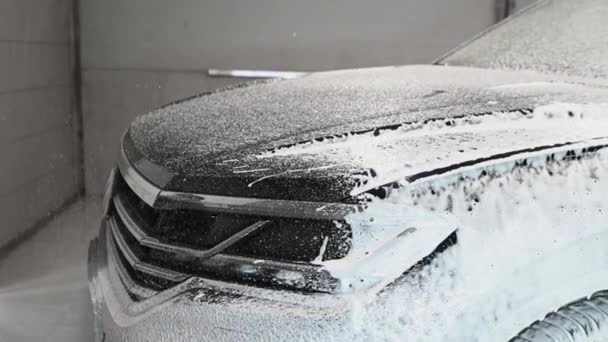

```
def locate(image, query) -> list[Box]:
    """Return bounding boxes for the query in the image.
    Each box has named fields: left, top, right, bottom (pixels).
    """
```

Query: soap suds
left=104, top=102, right=608, bottom=341
left=247, top=164, right=343, bottom=188
left=311, top=105, right=608, bottom=341
left=268, top=103, right=608, bottom=340
left=259, top=103, right=608, bottom=198
left=312, top=237, right=330, bottom=264
left=320, top=138, right=608, bottom=341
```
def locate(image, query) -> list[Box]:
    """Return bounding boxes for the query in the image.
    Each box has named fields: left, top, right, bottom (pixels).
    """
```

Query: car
left=89, top=0, right=608, bottom=341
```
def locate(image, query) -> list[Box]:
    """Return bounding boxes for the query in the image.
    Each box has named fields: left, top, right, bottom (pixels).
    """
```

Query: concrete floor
left=0, top=198, right=101, bottom=342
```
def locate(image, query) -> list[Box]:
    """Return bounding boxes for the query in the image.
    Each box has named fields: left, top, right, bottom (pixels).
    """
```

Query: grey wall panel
left=0, top=0, right=71, bottom=43
left=0, top=87, right=71, bottom=143
left=0, top=125, right=77, bottom=195
left=0, top=0, right=80, bottom=247
left=0, top=43, right=71, bottom=93
left=80, top=0, right=496, bottom=194
left=0, top=164, right=78, bottom=247
left=80, top=0, right=496, bottom=71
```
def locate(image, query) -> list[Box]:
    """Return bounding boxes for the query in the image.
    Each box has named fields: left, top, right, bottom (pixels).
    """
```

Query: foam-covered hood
left=126, top=65, right=608, bottom=201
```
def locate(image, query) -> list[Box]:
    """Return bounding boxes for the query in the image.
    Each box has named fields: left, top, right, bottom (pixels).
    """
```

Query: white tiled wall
left=79, top=0, right=498, bottom=194
left=0, top=0, right=80, bottom=247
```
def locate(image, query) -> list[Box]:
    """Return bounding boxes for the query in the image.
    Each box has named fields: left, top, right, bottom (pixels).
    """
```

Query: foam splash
left=329, top=140, right=608, bottom=340
left=259, top=103, right=608, bottom=199
left=318, top=104, right=608, bottom=340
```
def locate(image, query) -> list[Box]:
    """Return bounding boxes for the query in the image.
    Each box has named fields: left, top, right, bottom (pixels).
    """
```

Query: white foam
left=318, top=104, right=608, bottom=340
left=312, top=144, right=607, bottom=340
left=259, top=103, right=608, bottom=199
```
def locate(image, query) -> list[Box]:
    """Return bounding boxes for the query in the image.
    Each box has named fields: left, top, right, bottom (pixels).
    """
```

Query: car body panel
left=91, top=0, right=608, bottom=338
left=90, top=136, right=608, bottom=341
left=128, top=65, right=608, bottom=202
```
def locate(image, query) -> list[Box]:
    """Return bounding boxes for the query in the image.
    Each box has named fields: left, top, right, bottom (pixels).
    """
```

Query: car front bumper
left=88, top=220, right=359, bottom=342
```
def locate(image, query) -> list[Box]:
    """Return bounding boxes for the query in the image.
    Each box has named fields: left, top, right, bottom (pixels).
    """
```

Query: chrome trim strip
left=113, top=194, right=147, bottom=241
left=136, top=263, right=186, bottom=283
left=118, top=133, right=362, bottom=220
left=107, top=226, right=158, bottom=299
left=110, top=195, right=339, bottom=292
left=114, top=193, right=271, bottom=260
left=109, top=216, right=139, bottom=266
left=142, top=220, right=271, bottom=260
left=103, top=168, right=117, bottom=217
left=155, top=191, right=360, bottom=220
left=118, top=139, right=160, bottom=207
left=112, top=193, right=331, bottom=276
left=199, top=220, right=269, bottom=257
left=108, top=216, right=189, bottom=283
left=94, top=221, right=344, bottom=318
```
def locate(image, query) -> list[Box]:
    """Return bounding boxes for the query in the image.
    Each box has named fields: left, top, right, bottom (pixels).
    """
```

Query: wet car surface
left=90, top=0, right=608, bottom=340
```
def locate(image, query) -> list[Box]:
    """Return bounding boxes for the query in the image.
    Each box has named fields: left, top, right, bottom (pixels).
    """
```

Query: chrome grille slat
left=109, top=196, right=340, bottom=292
left=135, top=263, right=188, bottom=283
left=198, top=220, right=270, bottom=257
left=112, top=191, right=329, bottom=273
left=109, top=216, right=139, bottom=266
left=110, top=133, right=343, bottom=293
left=113, top=193, right=272, bottom=260
left=108, top=216, right=189, bottom=283
left=113, top=194, right=147, bottom=241
left=140, top=220, right=272, bottom=260
left=106, top=226, right=158, bottom=299
left=155, top=191, right=361, bottom=220
left=118, top=143, right=160, bottom=207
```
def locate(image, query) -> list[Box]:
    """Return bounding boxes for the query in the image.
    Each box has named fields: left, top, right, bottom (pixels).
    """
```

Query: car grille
left=106, top=170, right=351, bottom=297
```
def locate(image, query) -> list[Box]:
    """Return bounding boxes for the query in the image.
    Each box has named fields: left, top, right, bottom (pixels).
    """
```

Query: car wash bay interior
left=0, top=1, right=531, bottom=341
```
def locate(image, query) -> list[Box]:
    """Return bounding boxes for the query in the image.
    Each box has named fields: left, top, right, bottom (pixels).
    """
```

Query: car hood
left=126, top=65, right=608, bottom=202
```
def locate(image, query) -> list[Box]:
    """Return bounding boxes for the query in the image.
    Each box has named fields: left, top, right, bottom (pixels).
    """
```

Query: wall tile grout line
left=0, top=40, right=71, bottom=46
left=71, top=0, right=86, bottom=197
left=0, top=85, right=72, bottom=96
